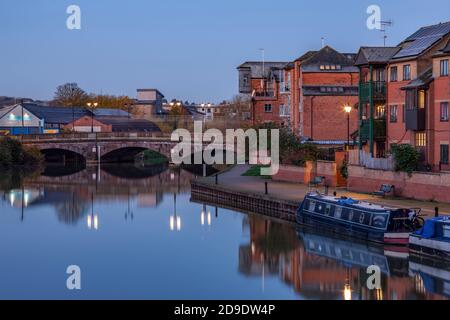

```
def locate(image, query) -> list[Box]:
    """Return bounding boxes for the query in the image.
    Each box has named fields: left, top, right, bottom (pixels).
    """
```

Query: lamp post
left=344, top=104, right=352, bottom=151
left=87, top=102, right=99, bottom=133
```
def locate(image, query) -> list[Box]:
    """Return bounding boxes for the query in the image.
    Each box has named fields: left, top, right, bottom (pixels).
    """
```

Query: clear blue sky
left=0, top=0, right=449, bottom=103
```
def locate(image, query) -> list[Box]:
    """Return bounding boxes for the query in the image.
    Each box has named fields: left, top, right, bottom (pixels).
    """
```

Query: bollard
left=435, top=207, right=439, bottom=218
left=325, top=185, right=329, bottom=195
left=265, top=182, right=268, bottom=195
left=215, top=174, right=218, bottom=185
left=333, top=191, right=337, bottom=197
left=203, top=164, right=207, bottom=177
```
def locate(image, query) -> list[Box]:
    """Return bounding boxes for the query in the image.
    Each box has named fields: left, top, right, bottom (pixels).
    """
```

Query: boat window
left=325, top=204, right=331, bottom=216
left=359, top=212, right=365, bottom=224
left=335, top=207, right=342, bottom=219
left=348, top=210, right=354, bottom=221
left=308, top=201, right=316, bottom=212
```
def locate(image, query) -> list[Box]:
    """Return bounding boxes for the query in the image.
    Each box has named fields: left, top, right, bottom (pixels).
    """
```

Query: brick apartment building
left=238, top=46, right=359, bottom=147
left=237, top=61, right=292, bottom=125
left=356, top=21, right=450, bottom=171
left=290, top=46, right=359, bottom=145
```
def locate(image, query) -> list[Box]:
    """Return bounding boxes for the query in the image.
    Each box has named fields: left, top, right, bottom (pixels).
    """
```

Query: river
left=0, top=164, right=448, bottom=300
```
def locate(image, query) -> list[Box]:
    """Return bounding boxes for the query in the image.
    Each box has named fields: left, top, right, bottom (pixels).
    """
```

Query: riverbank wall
left=191, top=181, right=298, bottom=222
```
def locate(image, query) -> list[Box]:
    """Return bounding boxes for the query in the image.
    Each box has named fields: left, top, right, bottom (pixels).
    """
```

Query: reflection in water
left=0, top=164, right=449, bottom=299
left=238, top=214, right=449, bottom=300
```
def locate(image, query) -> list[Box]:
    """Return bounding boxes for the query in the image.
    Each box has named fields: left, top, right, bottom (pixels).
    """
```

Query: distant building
left=0, top=102, right=156, bottom=135
left=64, top=116, right=161, bottom=134
left=133, top=89, right=165, bottom=119
left=237, top=61, right=291, bottom=125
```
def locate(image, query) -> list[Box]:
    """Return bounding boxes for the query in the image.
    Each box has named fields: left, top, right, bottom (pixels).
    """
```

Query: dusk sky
left=1, top=0, right=449, bottom=103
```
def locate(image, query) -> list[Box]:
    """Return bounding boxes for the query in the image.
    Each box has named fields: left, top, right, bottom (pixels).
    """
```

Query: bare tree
left=53, top=83, right=89, bottom=107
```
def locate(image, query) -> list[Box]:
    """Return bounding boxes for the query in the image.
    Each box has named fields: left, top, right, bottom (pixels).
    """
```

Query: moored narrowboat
left=409, top=217, right=450, bottom=261
left=296, top=192, right=424, bottom=245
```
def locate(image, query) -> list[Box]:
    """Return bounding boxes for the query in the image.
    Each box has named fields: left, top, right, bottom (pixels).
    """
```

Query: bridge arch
left=40, top=147, right=86, bottom=164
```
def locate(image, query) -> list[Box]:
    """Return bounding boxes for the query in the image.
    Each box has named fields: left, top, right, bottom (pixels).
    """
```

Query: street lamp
left=344, top=104, right=352, bottom=150
left=87, top=102, right=99, bottom=133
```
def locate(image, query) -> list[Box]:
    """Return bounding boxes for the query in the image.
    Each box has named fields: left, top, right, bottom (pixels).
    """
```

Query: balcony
left=359, top=81, right=387, bottom=102
left=359, top=119, right=386, bottom=141
left=405, top=108, right=425, bottom=131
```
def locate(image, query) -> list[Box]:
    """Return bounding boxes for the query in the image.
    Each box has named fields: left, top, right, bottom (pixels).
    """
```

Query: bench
left=373, top=184, right=395, bottom=197
left=309, top=176, right=325, bottom=188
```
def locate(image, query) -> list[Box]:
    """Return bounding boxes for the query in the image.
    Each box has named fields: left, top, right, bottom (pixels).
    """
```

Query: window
left=320, top=65, right=325, bottom=70
left=415, top=132, right=426, bottom=147
left=264, top=104, right=272, bottom=113
left=418, top=90, right=426, bottom=108
left=441, top=145, right=449, bottom=165
left=390, top=67, right=398, bottom=82
left=390, top=105, right=398, bottom=123
left=441, top=59, right=449, bottom=77
left=336, top=65, right=342, bottom=70
left=441, top=102, right=449, bottom=121
left=403, top=64, right=411, bottom=81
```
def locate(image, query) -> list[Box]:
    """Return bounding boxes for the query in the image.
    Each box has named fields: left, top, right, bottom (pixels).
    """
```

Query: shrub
left=0, top=137, right=44, bottom=166
left=391, top=144, right=420, bottom=175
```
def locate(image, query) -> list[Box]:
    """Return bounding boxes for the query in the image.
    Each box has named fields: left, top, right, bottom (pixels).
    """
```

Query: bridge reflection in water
left=2, top=163, right=194, bottom=225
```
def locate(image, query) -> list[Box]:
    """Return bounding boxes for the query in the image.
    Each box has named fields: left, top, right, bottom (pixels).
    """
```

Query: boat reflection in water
left=238, top=215, right=448, bottom=300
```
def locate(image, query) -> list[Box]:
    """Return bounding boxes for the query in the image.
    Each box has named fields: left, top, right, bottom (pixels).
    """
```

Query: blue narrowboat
left=409, top=217, right=450, bottom=261
left=296, top=192, right=424, bottom=245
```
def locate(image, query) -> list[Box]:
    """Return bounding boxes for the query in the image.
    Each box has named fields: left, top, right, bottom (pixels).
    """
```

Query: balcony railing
left=405, top=108, right=426, bottom=131
left=359, top=119, right=386, bottom=141
left=359, top=81, right=387, bottom=102
left=254, top=90, right=275, bottom=98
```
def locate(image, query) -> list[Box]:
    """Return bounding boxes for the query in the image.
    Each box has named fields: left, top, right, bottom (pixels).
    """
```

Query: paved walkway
left=200, top=164, right=450, bottom=218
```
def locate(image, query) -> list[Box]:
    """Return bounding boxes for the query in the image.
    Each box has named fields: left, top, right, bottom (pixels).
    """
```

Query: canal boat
left=296, top=192, right=424, bottom=245
left=409, top=217, right=450, bottom=261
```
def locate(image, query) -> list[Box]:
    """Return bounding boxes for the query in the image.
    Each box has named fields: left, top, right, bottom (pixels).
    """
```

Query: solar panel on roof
left=405, top=23, right=450, bottom=41
left=394, top=34, right=443, bottom=58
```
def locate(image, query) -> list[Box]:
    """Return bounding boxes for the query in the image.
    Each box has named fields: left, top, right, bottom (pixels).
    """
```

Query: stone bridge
left=18, top=132, right=236, bottom=164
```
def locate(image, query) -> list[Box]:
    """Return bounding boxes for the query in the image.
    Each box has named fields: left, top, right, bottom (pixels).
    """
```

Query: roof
left=294, top=50, right=318, bottom=62
left=301, top=46, right=358, bottom=72
left=401, top=67, right=433, bottom=90
left=92, top=108, right=130, bottom=117
left=95, top=117, right=161, bottom=133
left=393, top=21, right=450, bottom=59
left=354, top=47, right=401, bottom=66
left=237, top=61, right=289, bottom=78
left=23, top=103, right=90, bottom=124
left=0, top=105, right=18, bottom=119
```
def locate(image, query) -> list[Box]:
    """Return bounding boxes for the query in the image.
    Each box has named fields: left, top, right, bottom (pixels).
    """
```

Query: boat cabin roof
left=307, top=194, right=397, bottom=212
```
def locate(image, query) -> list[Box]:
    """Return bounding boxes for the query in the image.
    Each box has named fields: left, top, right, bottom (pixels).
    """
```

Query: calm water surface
left=0, top=164, right=449, bottom=300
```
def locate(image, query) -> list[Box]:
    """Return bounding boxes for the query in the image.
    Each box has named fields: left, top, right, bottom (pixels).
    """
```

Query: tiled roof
left=393, top=21, right=450, bottom=59
left=294, top=50, right=317, bottom=62
left=300, top=46, right=358, bottom=72
left=354, top=47, right=400, bottom=65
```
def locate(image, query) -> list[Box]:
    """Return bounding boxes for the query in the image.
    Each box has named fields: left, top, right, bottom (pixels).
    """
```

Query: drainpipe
left=310, top=96, right=316, bottom=140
